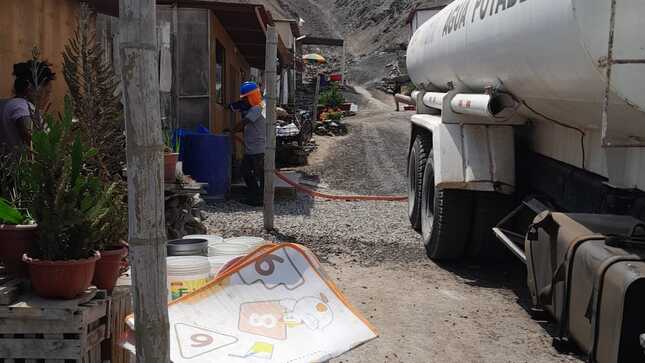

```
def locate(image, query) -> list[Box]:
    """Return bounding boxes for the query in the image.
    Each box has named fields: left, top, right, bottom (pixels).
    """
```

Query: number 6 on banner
left=237, top=249, right=305, bottom=290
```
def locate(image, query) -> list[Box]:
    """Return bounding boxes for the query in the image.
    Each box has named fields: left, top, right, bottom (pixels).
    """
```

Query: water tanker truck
left=403, top=0, right=645, bottom=360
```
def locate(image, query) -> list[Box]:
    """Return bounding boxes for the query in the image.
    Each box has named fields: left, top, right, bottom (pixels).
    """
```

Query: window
left=175, top=8, right=210, bottom=130
left=215, top=41, right=226, bottom=104
left=179, top=9, right=209, bottom=97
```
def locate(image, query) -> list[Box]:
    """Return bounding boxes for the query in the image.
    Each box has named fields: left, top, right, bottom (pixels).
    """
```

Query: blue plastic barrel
left=174, top=125, right=210, bottom=162
left=181, top=134, right=232, bottom=197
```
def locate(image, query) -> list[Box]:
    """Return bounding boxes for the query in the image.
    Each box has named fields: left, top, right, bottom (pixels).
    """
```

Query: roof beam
left=300, top=37, right=344, bottom=47
left=234, top=42, right=268, bottom=48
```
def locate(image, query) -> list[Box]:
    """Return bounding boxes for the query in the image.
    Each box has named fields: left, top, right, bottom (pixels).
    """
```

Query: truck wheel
left=408, top=134, right=432, bottom=231
left=421, top=157, right=474, bottom=260
left=467, top=191, right=514, bottom=260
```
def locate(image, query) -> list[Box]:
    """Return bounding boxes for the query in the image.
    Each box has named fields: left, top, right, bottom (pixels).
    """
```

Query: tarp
left=124, top=244, right=377, bottom=362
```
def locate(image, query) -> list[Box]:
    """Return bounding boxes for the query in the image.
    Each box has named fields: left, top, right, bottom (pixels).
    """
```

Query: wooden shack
left=138, top=1, right=291, bottom=134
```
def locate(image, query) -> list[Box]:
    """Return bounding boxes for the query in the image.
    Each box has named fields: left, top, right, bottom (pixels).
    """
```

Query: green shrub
left=319, top=85, right=345, bottom=108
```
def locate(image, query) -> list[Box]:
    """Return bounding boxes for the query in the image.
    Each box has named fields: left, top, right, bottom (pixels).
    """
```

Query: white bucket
left=183, top=235, right=229, bottom=257
left=225, top=236, right=266, bottom=250
left=167, top=256, right=211, bottom=301
left=183, top=235, right=224, bottom=245
left=210, top=242, right=253, bottom=256
left=208, top=254, right=243, bottom=277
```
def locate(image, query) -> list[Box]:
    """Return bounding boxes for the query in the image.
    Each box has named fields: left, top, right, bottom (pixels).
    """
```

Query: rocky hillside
left=263, top=0, right=453, bottom=54
left=258, top=0, right=454, bottom=84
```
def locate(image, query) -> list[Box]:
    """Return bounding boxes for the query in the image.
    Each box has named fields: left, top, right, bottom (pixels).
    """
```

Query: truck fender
left=411, top=114, right=516, bottom=194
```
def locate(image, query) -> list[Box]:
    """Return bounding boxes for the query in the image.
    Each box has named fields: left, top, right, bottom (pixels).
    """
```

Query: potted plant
left=0, top=198, right=36, bottom=276
left=22, top=101, right=103, bottom=299
left=164, top=129, right=180, bottom=182
left=89, top=183, right=128, bottom=292
left=62, top=12, right=130, bottom=293
left=319, top=85, right=345, bottom=109
left=0, top=149, right=35, bottom=277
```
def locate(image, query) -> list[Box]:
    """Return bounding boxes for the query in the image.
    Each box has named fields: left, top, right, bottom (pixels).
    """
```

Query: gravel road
left=204, top=89, right=583, bottom=362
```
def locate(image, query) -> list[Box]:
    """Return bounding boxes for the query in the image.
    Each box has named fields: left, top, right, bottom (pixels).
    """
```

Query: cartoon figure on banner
left=237, top=248, right=305, bottom=290
left=238, top=293, right=334, bottom=340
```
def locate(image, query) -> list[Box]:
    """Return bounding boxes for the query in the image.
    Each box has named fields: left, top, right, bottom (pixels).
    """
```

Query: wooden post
left=288, top=69, right=295, bottom=108
left=290, top=41, right=297, bottom=108
left=264, top=26, right=278, bottom=231
left=313, top=74, right=321, bottom=122
left=341, top=41, right=346, bottom=85
left=118, top=1, right=170, bottom=362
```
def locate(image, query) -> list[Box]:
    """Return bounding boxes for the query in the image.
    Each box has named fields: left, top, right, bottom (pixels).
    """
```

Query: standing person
left=0, top=60, right=55, bottom=152
left=392, top=79, right=402, bottom=112
left=231, top=82, right=266, bottom=206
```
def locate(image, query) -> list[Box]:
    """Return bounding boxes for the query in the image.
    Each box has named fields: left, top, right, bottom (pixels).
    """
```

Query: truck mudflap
left=411, top=114, right=515, bottom=194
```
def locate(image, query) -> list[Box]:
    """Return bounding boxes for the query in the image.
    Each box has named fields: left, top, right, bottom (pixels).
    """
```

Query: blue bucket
left=181, top=134, right=232, bottom=197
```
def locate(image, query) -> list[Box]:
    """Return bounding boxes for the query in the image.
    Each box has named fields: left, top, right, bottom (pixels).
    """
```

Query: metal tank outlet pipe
left=398, top=91, right=518, bottom=120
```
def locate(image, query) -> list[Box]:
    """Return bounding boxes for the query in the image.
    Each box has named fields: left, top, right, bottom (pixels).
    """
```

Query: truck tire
left=408, top=134, right=432, bottom=231
left=467, top=191, right=515, bottom=260
left=421, top=156, right=474, bottom=260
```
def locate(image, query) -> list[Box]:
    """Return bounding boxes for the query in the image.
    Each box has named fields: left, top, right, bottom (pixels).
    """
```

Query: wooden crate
left=0, top=289, right=109, bottom=362
left=102, top=285, right=133, bottom=363
left=0, top=276, right=25, bottom=306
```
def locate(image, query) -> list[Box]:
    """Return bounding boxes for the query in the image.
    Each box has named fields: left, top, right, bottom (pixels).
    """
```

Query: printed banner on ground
left=124, top=243, right=377, bottom=362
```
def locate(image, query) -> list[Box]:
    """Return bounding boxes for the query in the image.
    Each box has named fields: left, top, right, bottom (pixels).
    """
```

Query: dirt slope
left=258, top=0, right=454, bottom=83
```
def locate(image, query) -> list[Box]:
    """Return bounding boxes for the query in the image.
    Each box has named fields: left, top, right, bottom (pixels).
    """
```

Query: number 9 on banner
left=191, top=333, right=214, bottom=348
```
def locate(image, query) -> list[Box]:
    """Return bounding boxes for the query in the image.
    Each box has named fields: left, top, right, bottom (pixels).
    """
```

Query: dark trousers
left=242, top=153, right=264, bottom=202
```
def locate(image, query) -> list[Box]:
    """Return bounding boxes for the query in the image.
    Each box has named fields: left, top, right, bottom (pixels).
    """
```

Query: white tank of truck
left=407, top=0, right=645, bottom=140
left=402, top=0, right=645, bottom=262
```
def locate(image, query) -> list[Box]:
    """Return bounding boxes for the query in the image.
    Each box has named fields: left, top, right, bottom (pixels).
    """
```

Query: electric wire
left=505, top=92, right=587, bottom=169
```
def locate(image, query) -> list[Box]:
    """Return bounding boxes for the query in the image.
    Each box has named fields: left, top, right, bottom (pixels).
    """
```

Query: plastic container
left=167, top=239, right=208, bottom=257
left=167, top=256, right=211, bottom=301
left=225, top=236, right=265, bottom=250
left=181, top=134, right=232, bottom=197
left=209, top=242, right=253, bottom=256
left=207, top=254, right=243, bottom=277
left=183, top=235, right=224, bottom=245
left=173, top=126, right=210, bottom=162
left=183, top=235, right=226, bottom=257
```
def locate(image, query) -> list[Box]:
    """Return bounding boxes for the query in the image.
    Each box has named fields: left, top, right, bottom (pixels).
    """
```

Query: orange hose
left=232, top=135, right=407, bottom=202
left=274, top=170, right=407, bottom=202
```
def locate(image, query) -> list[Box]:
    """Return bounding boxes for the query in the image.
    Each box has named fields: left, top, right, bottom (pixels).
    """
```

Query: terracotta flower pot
left=93, top=246, right=127, bottom=292
left=23, top=252, right=100, bottom=299
left=164, top=152, right=180, bottom=182
left=0, top=224, right=37, bottom=277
